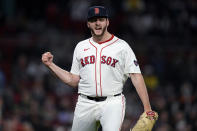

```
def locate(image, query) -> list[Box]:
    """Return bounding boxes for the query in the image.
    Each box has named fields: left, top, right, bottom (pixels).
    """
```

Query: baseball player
left=42, top=6, right=154, bottom=131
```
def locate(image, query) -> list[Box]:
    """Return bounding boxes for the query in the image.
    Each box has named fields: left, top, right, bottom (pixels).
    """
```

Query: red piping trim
left=100, top=38, right=119, bottom=96
left=89, top=39, right=98, bottom=96
left=98, top=34, right=114, bottom=44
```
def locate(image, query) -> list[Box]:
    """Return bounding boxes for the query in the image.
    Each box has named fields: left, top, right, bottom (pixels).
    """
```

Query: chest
left=78, top=42, right=124, bottom=68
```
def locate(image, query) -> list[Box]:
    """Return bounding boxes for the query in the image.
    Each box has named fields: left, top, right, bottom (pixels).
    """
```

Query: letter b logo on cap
left=94, top=8, right=99, bottom=14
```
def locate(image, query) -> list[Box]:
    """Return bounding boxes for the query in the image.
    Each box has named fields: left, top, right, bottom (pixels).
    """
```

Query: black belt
left=80, top=93, right=121, bottom=102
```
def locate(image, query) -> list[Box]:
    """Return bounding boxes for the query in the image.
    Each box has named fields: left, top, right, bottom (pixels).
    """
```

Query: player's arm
left=130, top=73, right=152, bottom=112
left=42, top=52, right=80, bottom=88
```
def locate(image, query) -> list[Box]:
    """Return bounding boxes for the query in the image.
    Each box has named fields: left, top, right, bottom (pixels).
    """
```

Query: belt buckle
left=95, top=97, right=100, bottom=102
left=80, top=93, right=121, bottom=102
left=95, top=96, right=107, bottom=102
left=87, top=96, right=107, bottom=102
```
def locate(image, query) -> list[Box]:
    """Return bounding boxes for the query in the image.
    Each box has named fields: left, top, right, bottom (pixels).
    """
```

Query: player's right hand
left=42, top=52, right=53, bottom=66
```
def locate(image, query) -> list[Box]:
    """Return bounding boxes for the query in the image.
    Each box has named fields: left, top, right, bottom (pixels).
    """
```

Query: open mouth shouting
left=94, top=27, right=103, bottom=35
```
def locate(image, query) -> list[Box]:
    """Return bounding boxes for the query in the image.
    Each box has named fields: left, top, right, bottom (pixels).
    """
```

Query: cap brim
left=87, top=16, right=108, bottom=21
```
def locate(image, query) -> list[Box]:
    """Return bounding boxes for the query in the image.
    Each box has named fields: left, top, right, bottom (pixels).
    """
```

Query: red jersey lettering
left=101, top=56, right=106, bottom=64
left=81, top=59, right=85, bottom=67
left=81, top=55, right=118, bottom=68
left=84, top=56, right=89, bottom=65
left=111, top=59, right=119, bottom=67
left=90, top=55, right=95, bottom=64
left=106, top=57, right=112, bottom=65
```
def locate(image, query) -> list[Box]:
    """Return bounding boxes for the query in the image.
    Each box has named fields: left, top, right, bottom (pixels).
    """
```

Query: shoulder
left=76, top=38, right=90, bottom=46
left=115, top=36, right=133, bottom=49
left=75, top=38, right=90, bottom=50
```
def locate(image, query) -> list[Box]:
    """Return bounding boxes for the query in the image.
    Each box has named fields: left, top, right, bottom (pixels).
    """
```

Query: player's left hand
left=131, top=111, right=158, bottom=131
left=146, top=111, right=158, bottom=120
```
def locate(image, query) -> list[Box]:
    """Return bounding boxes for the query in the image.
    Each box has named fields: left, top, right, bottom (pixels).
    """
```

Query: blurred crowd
left=0, top=0, right=197, bottom=131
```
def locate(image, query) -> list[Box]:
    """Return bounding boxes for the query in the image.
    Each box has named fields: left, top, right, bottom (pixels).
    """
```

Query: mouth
left=91, top=26, right=104, bottom=36
left=95, top=27, right=102, bottom=30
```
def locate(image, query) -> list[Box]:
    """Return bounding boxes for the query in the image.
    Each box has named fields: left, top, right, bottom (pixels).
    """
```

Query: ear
left=87, top=22, right=90, bottom=28
left=107, top=19, right=109, bottom=26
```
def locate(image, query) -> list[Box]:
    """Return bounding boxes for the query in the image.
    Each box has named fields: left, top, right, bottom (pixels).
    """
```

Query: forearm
left=130, top=73, right=152, bottom=111
left=48, top=63, right=79, bottom=88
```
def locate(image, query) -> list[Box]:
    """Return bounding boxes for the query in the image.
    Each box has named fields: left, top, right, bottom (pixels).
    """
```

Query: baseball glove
left=131, top=111, right=158, bottom=131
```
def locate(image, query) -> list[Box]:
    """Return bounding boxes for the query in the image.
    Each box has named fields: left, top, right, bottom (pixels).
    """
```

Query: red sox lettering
left=80, top=55, right=119, bottom=67
left=80, top=55, right=95, bottom=67
left=101, top=55, right=119, bottom=67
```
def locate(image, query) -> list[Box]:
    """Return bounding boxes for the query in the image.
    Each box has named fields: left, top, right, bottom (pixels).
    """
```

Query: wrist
left=144, top=106, right=152, bottom=112
left=48, top=62, right=55, bottom=68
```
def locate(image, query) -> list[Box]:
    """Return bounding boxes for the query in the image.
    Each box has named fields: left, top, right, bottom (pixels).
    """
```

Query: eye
left=99, top=18, right=105, bottom=21
left=88, top=18, right=97, bottom=22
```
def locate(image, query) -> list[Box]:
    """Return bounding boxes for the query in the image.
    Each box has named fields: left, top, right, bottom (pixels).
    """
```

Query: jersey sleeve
left=70, top=45, right=80, bottom=75
left=123, top=42, right=141, bottom=75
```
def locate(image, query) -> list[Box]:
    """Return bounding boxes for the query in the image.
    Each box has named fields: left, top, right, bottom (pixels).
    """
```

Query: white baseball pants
left=71, top=94, right=126, bottom=131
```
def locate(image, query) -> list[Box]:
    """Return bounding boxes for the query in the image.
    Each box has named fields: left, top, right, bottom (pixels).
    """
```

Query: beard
left=89, top=25, right=107, bottom=37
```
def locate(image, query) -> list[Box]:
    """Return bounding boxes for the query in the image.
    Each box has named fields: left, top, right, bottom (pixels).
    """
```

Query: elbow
left=69, top=77, right=80, bottom=88
left=63, top=80, right=78, bottom=88
left=62, top=80, right=78, bottom=88
left=70, top=74, right=80, bottom=88
left=65, top=73, right=79, bottom=88
left=71, top=83, right=78, bottom=88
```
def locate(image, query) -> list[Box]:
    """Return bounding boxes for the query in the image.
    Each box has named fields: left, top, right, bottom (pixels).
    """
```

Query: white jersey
left=70, top=35, right=141, bottom=97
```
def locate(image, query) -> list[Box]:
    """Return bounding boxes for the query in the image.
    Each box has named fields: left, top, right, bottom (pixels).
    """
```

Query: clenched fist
left=42, top=52, right=53, bottom=66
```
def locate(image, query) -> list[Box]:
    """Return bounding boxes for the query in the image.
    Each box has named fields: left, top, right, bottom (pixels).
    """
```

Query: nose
left=95, top=19, right=100, bottom=25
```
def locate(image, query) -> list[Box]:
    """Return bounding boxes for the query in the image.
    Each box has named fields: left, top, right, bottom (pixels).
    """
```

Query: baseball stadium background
left=0, top=0, right=197, bottom=130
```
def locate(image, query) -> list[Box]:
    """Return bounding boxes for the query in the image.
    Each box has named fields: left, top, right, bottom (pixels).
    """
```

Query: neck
left=92, top=31, right=112, bottom=43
